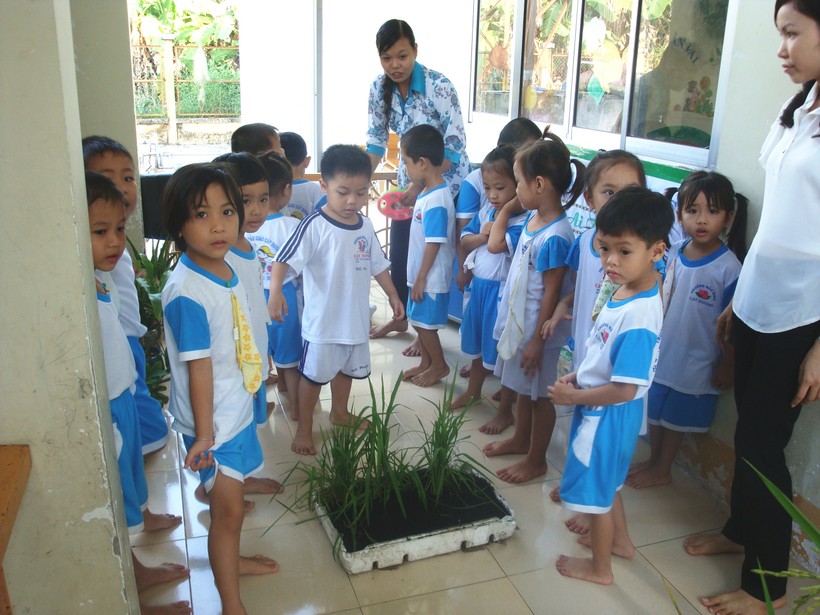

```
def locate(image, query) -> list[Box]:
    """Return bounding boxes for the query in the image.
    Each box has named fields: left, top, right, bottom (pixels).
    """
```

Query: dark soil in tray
left=323, top=470, right=511, bottom=553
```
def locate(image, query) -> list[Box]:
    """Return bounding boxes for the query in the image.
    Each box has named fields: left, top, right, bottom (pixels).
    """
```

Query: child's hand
left=410, top=278, right=427, bottom=303
left=184, top=438, right=215, bottom=471
left=715, top=302, right=733, bottom=352
left=541, top=302, right=572, bottom=340
left=268, top=290, right=287, bottom=322
left=502, top=196, right=524, bottom=215
left=456, top=268, right=472, bottom=292
left=399, top=183, right=422, bottom=209
left=558, top=370, right=578, bottom=385
left=712, top=355, right=734, bottom=390
left=480, top=221, right=494, bottom=236
left=521, top=336, right=544, bottom=376
left=388, top=293, right=405, bottom=321
left=548, top=379, right=579, bottom=405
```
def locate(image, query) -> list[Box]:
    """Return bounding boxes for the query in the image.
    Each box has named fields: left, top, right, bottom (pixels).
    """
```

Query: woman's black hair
left=481, top=145, right=516, bottom=182
left=774, top=0, right=820, bottom=136
left=515, top=133, right=586, bottom=207
left=376, top=19, right=416, bottom=128
left=162, top=163, right=244, bottom=252
left=666, top=171, right=749, bottom=262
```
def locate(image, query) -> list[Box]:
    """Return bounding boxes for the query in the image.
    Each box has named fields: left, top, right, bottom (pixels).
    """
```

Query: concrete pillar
left=0, top=1, right=136, bottom=612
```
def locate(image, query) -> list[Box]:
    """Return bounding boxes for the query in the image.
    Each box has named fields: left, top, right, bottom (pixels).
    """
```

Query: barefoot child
left=244, top=153, right=302, bottom=418
left=83, top=136, right=170, bottom=458
left=543, top=149, right=647, bottom=533
left=549, top=188, right=672, bottom=585
left=161, top=164, right=279, bottom=614
left=483, top=136, right=583, bottom=484
left=280, top=130, right=327, bottom=219
left=453, top=145, right=527, bottom=435
left=269, top=145, right=404, bottom=455
left=85, top=172, right=190, bottom=614
left=627, top=172, right=746, bottom=489
left=400, top=124, right=456, bottom=387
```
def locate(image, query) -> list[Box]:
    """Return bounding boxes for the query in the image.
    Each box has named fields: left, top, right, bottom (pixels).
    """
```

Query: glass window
left=628, top=0, right=729, bottom=148
left=575, top=1, right=633, bottom=133
left=474, top=0, right=515, bottom=116
left=521, top=0, right=574, bottom=126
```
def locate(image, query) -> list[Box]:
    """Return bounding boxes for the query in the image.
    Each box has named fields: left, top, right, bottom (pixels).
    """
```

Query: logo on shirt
left=521, top=242, right=534, bottom=271
left=414, top=210, right=423, bottom=223
left=595, top=322, right=613, bottom=349
left=353, top=235, right=371, bottom=270
left=689, top=284, right=716, bottom=307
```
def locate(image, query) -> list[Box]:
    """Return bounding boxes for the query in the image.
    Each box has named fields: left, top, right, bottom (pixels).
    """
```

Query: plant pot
left=314, top=469, right=516, bottom=574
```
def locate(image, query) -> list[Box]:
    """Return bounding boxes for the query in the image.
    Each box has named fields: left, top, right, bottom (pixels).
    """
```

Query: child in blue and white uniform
left=269, top=145, right=404, bottom=456
left=85, top=171, right=189, bottom=612
left=627, top=172, right=746, bottom=489
left=452, top=145, right=527, bottom=436
left=162, top=164, right=279, bottom=613
left=280, top=131, right=326, bottom=219
left=83, top=136, right=169, bottom=456
left=245, top=152, right=303, bottom=418
left=401, top=125, right=456, bottom=388
left=549, top=187, right=672, bottom=586
left=483, top=135, right=583, bottom=485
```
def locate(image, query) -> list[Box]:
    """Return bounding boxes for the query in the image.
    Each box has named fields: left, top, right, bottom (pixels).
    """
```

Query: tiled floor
left=137, top=287, right=813, bottom=614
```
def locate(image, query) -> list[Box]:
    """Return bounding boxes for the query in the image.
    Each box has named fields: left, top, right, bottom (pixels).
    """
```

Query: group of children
left=83, top=115, right=749, bottom=609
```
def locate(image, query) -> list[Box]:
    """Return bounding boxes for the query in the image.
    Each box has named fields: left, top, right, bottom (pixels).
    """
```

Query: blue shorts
left=127, top=336, right=170, bottom=455
left=460, top=276, right=501, bottom=369
left=182, top=421, right=264, bottom=493
left=560, top=399, right=643, bottom=514
left=265, top=283, right=302, bottom=368
left=110, top=390, right=149, bottom=532
left=407, top=290, right=450, bottom=330
left=252, top=381, right=268, bottom=426
left=647, top=382, right=717, bottom=432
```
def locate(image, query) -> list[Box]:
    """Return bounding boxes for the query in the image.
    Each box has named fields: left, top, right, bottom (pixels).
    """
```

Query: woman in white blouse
left=684, top=2, right=820, bottom=613
left=366, top=19, right=470, bottom=344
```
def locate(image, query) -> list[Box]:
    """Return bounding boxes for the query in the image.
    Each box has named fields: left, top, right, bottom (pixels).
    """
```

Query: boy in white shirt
left=269, top=145, right=404, bottom=455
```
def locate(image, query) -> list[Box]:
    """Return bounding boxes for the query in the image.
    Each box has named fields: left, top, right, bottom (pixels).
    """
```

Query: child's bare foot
left=266, top=371, right=278, bottom=386
left=626, top=459, right=652, bottom=476
left=402, top=338, right=422, bottom=357
left=483, top=436, right=529, bottom=457
left=565, top=513, right=591, bottom=535
left=549, top=486, right=561, bottom=503
left=266, top=400, right=276, bottom=418
left=141, top=601, right=192, bottom=615
left=244, top=477, right=284, bottom=495
left=701, top=589, right=786, bottom=615
left=239, top=554, right=280, bottom=575
left=330, top=410, right=370, bottom=431
left=291, top=429, right=317, bottom=456
left=683, top=532, right=743, bottom=556
left=402, top=364, right=429, bottom=380
left=451, top=390, right=479, bottom=409
left=625, top=466, right=671, bottom=489
left=496, top=459, right=547, bottom=483
left=412, top=365, right=450, bottom=387
left=142, top=509, right=182, bottom=532
left=555, top=555, right=613, bottom=585
left=577, top=532, right=635, bottom=558
left=134, top=562, right=189, bottom=593
left=459, top=365, right=471, bottom=378
left=491, top=388, right=502, bottom=402
left=478, top=412, right=514, bottom=435
left=194, top=484, right=255, bottom=512
left=369, top=318, right=408, bottom=339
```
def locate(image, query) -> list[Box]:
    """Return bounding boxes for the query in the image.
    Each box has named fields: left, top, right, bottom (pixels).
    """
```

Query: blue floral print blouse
left=366, top=62, right=470, bottom=199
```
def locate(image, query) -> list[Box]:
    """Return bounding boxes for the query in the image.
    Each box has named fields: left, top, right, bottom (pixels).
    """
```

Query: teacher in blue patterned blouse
left=366, top=19, right=470, bottom=347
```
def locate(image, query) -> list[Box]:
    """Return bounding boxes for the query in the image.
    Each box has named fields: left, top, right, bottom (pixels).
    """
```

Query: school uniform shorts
left=494, top=345, right=561, bottom=400
left=127, top=335, right=170, bottom=455
left=265, top=283, right=302, bottom=368
left=407, top=290, right=450, bottom=330
left=298, top=340, right=371, bottom=385
left=647, top=382, right=716, bottom=432
left=110, top=389, right=149, bottom=532
left=460, top=276, right=501, bottom=369
left=182, top=420, right=264, bottom=493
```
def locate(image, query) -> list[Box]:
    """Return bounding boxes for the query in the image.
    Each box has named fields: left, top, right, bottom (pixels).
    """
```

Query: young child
left=279, top=131, right=327, bottom=219
left=399, top=124, right=456, bottom=388
left=452, top=145, right=527, bottom=437
left=627, top=172, right=746, bottom=489
left=483, top=136, right=583, bottom=484
left=86, top=172, right=191, bottom=615
left=245, top=152, right=303, bottom=418
left=83, top=136, right=171, bottom=459
left=231, top=122, right=284, bottom=157
left=269, top=145, right=404, bottom=455
left=543, top=150, right=647, bottom=533
left=548, top=187, right=673, bottom=586
left=161, top=163, right=279, bottom=614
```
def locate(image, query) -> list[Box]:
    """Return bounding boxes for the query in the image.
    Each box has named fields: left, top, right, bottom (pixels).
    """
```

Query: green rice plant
left=745, top=459, right=820, bottom=615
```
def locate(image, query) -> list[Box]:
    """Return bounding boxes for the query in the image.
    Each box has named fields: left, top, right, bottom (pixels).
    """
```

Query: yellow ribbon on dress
left=230, top=291, right=263, bottom=393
